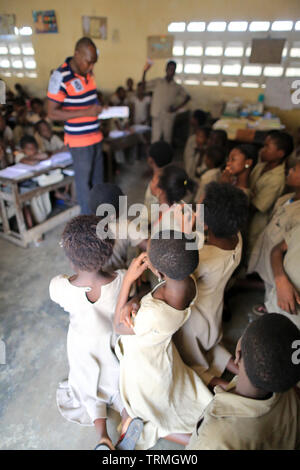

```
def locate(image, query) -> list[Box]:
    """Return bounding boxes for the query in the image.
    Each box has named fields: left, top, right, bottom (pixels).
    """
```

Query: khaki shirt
left=250, top=162, right=286, bottom=214
left=146, top=77, right=188, bottom=118
left=187, top=377, right=300, bottom=450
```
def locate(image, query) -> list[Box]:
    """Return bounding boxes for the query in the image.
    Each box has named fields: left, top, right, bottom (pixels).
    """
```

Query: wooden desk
left=0, top=165, right=80, bottom=247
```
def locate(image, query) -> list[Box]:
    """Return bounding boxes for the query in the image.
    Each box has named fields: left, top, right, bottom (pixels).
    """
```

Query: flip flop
left=116, top=417, right=144, bottom=450
left=94, top=443, right=111, bottom=451
left=252, top=304, right=268, bottom=316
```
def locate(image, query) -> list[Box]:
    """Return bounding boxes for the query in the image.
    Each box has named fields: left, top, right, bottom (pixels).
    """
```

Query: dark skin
left=19, top=143, right=49, bottom=165
left=221, top=148, right=253, bottom=190
left=47, top=44, right=102, bottom=121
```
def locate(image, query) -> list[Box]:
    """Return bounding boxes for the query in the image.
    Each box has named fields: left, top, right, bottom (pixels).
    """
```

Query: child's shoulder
left=49, top=274, right=70, bottom=302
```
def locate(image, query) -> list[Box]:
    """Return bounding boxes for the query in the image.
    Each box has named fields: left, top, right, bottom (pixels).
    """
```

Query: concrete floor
left=0, top=157, right=264, bottom=450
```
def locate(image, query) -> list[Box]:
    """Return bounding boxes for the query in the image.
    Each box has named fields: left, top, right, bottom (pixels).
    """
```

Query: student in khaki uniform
left=174, top=183, right=248, bottom=387
left=247, top=132, right=294, bottom=254
left=248, top=162, right=300, bottom=316
left=184, top=127, right=211, bottom=181
left=187, top=314, right=300, bottom=450
left=183, top=110, right=210, bottom=176
left=142, top=60, right=190, bottom=144
left=220, top=144, right=257, bottom=199
left=194, top=146, right=226, bottom=202
left=264, top=224, right=300, bottom=329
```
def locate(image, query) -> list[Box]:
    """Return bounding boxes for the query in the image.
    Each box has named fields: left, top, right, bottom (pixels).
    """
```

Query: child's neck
left=234, top=375, right=271, bottom=401
left=293, top=187, right=300, bottom=200
left=153, top=276, right=195, bottom=310
left=236, top=170, right=249, bottom=188
left=263, top=159, right=283, bottom=172
left=207, top=229, right=238, bottom=250
left=70, top=269, right=112, bottom=286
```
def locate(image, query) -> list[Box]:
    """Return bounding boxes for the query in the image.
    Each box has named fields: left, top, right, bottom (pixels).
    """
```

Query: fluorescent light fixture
left=295, top=21, right=300, bottom=30
left=187, top=22, right=205, bottom=32
left=168, top=22, right=185, bottom=32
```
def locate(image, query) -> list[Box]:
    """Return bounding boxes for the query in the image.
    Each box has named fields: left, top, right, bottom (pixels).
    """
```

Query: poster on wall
left=82, top=16, right=107, bottom=39
left=147, top=35, right=174, bottom=59
left=32, top=10, right=58, bottom=34
left=0, top=14, right=16, bottom=35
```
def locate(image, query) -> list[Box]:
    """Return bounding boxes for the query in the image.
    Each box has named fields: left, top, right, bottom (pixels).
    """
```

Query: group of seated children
left=49, top=133, right=300, bottom=449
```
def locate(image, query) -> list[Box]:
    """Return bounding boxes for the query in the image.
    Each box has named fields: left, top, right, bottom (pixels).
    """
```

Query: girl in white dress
left=114, top=231, right=213, bottom=449
left=50, top=215, right=132, bottom=450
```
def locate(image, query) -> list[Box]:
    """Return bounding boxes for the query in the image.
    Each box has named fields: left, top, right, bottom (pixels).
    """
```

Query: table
left=0, top=164, right=80, bottom=248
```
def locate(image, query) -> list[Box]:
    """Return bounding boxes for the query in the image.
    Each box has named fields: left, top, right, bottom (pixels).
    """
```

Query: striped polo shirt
left=47, top=57, right=102, bottom=148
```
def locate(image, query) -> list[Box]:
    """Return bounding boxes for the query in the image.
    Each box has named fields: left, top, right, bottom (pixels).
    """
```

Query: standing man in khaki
left=142, top=60, right=190, bottom=144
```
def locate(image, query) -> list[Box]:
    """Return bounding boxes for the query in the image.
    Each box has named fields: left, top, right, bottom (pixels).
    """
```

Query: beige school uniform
left=248, top=193, right=300, bottom=299
left=144, top=182, right=159, bottom=223
left=115, top=282, right=213, bottom=450
left=265, top=224, right=300, bottom=329
left=146, top=78, right=188, bottom=144
left=194, top=168, right=221, bottom=202
left=248, top=162, right=286, bottom=253
left=187, top=376, right=300, bottom=450
left=36, top=134, right=64, bottom=154
left=49, top=271, right=126, bottom=425
left=174, top=233, right=242, bottom=385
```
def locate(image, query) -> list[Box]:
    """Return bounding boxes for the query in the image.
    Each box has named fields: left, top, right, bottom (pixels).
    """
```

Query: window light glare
left=22, top=44, right=35, bottom=55
left=295, top=21, right=300, bottom=31
left=224, top=46, right=244, bottom=57
left=187, top=22, right=205, bottom=32
left=271, top=21, right=293, bottom=31
left=0, top=59, right=10, bottom=68
left=168, top=22, right=185, bottom=32
left=12, top=59, right=23, bottom=69
left=207, top=21, right=226, bottom=32
left=0, top=46, right=8, bottom=54
left=228, top=21, right=248, bottom=32
left=185, top=46, right=203, bottom=56
left=263, top=66, right=283, bottom=77
left=290, top=48, right=300, bottom=58
left=175, top=63, right=183, bottom=73
left=24, top=58, right=36, bottom=69
left=184, top=63, right=201, bottom=74
left=222, top=64, right=241, bottom=75
left=249, top=21, right=270, bottom=32
left=222, top=82, right=239, bottom=87
left=173, top=46, right=184, bottom=56
left=203, top=64, right=221, bottom=74
left=245, top=47, right=251, bottom=57
left=26, top=72, right=38, bottom=78
left=203, top=80, right=219, bottom=86
left=19, top=26, right=33, bottom=36
left=15, top=72, right=24, bottom=77
left=205, top=46, right=223, bottom=56
left=9, top=45, right=21, bottom=55
left=285, top=68, right=300, bottom=77
left=242, top=65, right=262, bottom=76
left=241, top=82, right=259, bottom=88
left=14, top=27, right=19, bottom=35
left=184, top=79, right=200, bottom=85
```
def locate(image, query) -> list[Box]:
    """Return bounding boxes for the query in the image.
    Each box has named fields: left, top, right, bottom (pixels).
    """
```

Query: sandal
left=252, top=304, right=268, bottom=316
left=94, top=443, right=111, bottom=450
left=116, top=417, right=144, bottom=450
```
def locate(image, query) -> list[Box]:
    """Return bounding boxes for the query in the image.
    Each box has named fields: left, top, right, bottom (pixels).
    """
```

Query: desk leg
left=12, top=183, right=27, bottom=243
left=0, top=199, right=10, bottom=233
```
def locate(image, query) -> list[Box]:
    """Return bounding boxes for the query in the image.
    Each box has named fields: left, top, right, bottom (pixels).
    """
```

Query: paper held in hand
left=98, top=106, right=129, bottom=120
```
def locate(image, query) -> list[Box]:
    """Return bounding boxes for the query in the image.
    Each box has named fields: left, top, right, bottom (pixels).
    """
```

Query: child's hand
left=125, top=252, right=149, bottom=284
left=220, top=168, right=233, bottom=183
left=143, top=60, right=153, bottom=72
left=120, top=297, right=141, bottom=328
left=276, top=275, right=300, bottom=315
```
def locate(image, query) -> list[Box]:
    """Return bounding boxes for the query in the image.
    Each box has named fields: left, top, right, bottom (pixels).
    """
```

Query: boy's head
left=61, top=215, right=114, bottom=272
left=287, top=161, right=300, bottom=188
left=195, top=127, right=211, bottom=148
left=89, top=183, right=124, bottom=217
left=207, top=129, right=228, bottom=148
left=191, top=109, right=208, bottom=130
left=30, top=98, right=44, bottom=115
left=116, top=86, right=126, bottom=101
left=36, top=120, right=52, bottom=140
left=238, top=314, right=300, bottom=393
left=126, top=77, right=134, bottom=90
left=204, top=146, right=226, bottom=170
left=166, top=60, right=176, bottom=80
left=261, top=132, right=294, bottom=163
left=148, top=230, right=199, bottom=280
left=137, top=81, right=145, bottom=97
left=20, top=135, right=38, bottom=157
left=148, top=141, right=173, bottom=169
left=203, top=182, right=248, bottom=238
left=227, top=144, right=257, bottom=175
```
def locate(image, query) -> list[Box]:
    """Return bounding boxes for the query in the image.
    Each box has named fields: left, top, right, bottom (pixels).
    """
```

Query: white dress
left=115, top=281, right=213, bottom=449
left=49, top=270, right=126, bottom=425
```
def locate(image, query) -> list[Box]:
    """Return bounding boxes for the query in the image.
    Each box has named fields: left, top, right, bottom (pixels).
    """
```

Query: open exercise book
left=0, top=152, right=73, bottom=180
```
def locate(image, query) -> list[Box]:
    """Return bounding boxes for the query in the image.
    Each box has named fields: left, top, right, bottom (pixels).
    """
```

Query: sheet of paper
left=98, top=106, right=129, bottom=119
left=0, top=166, right=34, bottom=179
left=50, top=151, right=73, bottom=166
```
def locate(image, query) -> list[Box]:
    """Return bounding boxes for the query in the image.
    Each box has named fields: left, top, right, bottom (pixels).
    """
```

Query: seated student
left=247, top=131, right=294, bottom=254
left=260, top=224, right=300, bottom=329
left=248, top=162, right=300, bottom=317
left=49, top=215, right=132, bottom=451
left=183, top=110, right=209, bottom=174
left=109, top=87, right=130, bottom=107
left=0, top=115, right=14, bottom=149
left=187, top=314, right=300, bottom=450
left=220, top=144, right=257, bottom=198
left=35, top=119, right=65, bottom=154
left=114, top=232, right=213, bottom=450
left=174, top=183, right=248, bottom=387
left=143, top=141, right=173, bottom=223
left=131, top=82, right=151, bottom=125
left=0, top=137, right=9, bottom=170
left=27, top=98, right=47, bottom=124
left=89, top=183, right=147, bottom=271
left=194, top=146, right=226, bottom=202
left=184, top=126, right=210, bottom=179
left=207, top=129, right=228, bottom=150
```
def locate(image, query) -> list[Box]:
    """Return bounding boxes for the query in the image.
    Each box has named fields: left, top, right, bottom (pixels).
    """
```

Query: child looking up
left=89, top=183, right=148, bottom=271
left=114, top=232, right=213, bottom=450
left=174, top=183, right=248, bottom=387
left=194, top=146, right=226, bottom=202
left=16, top=135, right=49, bottom=165
left=187, top=314, right=300, bottom=450
left=49, top=215, right=127, bottom=451
left=248, top=162, right=300, bottom=317
left=221, top=144, right=257, bottom=198
left=35, top=119, right=65, bottom=154
left=248, top=131, right=294, bottom=253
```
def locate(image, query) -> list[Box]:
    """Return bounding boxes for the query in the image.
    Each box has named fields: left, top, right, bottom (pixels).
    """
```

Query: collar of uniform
left=260, top=161, right=285, bottom=175
left=65, top=56, right=92, bottom=81
left=209, top=376, right=282, bottom=418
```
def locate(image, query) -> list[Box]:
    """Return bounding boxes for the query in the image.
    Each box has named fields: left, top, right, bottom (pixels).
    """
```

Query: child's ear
left=234, top=337, right=242, bottom=366
left=245, top=159, right=253, bottom=169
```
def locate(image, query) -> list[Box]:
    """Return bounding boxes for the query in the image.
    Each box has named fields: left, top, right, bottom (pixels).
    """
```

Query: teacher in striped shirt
left=47, top=37, right=103, bottom=214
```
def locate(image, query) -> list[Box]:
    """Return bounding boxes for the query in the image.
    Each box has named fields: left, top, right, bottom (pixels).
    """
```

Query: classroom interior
left=0, top=0, right=300, bottom=451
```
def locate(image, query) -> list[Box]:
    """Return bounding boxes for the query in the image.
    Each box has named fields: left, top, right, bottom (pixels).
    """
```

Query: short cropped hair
left=75, top=37, right=96, bottom=51
left=203, top=182, right=248, bottom=238
left=158, top=165, right=196, bottom=205
left=20, top=135, right=38, bottom=149
left=61, top=215, right=114, bottom=272
left=89, top=183, right=124, bottom=216
left=30, top=97, right=43, bottom=108
left=269, top=131, right=294, bottom=158
left=192, top=109, right=209, bottom=127
left=167, top=60, right=177, bottom=69
left=233, top=144, right=258, bottom=165
left=209, top=129, right=228, bottom=148
left=35, top=119, right=50, bottom=132
left=196, top=126, right=211, bottom=139
left=241, top=314, right=300, bottom=392
left=149, top=230, right=199, bottom=280
left=205, top=146, right=226, bottom=168
left=149, top=141, right=173, bottom=168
